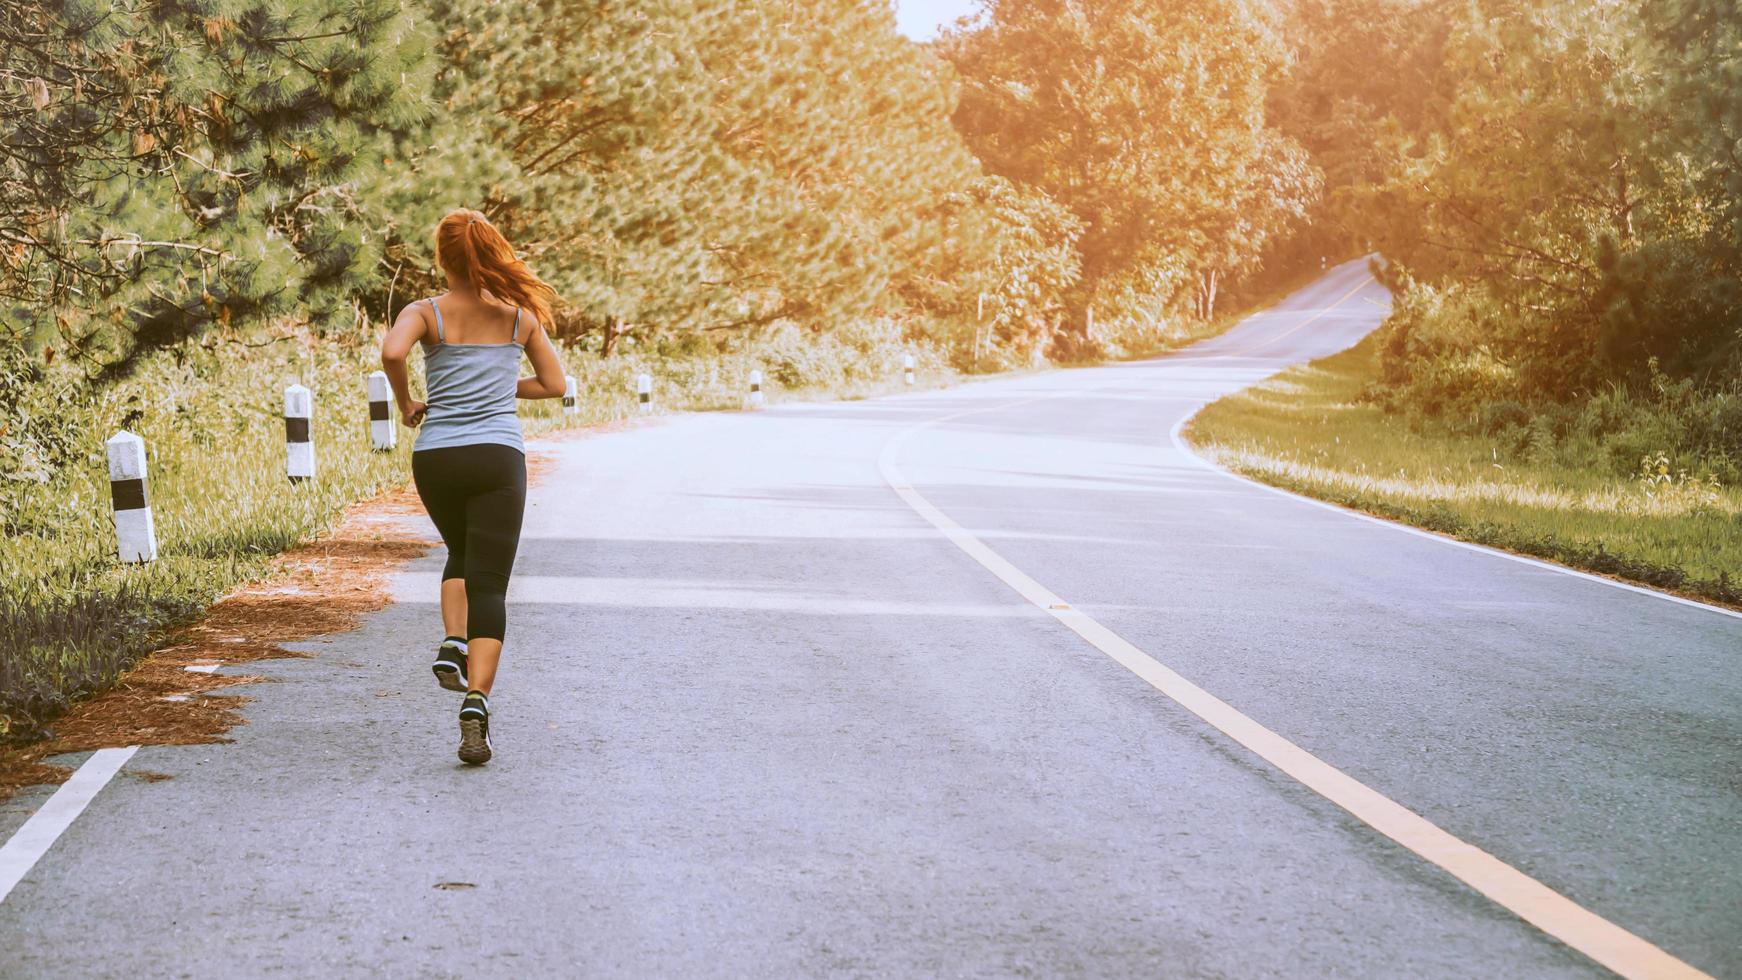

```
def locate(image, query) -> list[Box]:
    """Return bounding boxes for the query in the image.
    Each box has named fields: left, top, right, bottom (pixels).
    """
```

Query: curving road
left=2, top=260, right=1738, bottom=978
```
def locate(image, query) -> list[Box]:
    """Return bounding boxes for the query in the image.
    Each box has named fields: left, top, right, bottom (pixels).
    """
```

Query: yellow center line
left=876, top=279, right=1711, bottom=980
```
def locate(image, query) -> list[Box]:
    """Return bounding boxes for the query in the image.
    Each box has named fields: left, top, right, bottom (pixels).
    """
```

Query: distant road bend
left=2, top=259, right=1737, bottom=978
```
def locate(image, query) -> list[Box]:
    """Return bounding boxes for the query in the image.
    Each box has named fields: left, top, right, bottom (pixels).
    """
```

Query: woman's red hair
left=435, top=209, right=556, bottom=329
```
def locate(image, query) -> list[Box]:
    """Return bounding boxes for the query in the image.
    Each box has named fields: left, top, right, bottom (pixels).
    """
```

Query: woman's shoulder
left=396, top=296, right=442, bottom=321
left=393, top=298, right=438, bottom=345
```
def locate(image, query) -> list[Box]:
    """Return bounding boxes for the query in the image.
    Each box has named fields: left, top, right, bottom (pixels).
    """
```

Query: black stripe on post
left=368, top=401, right=390, bottom=421
left=562, top=396, right=575, bottom=407
left=110, top=478, right=148, bottom=511
left=639, top=392, right=650, bottom=404
left=285, top=417, right=311, bottom=442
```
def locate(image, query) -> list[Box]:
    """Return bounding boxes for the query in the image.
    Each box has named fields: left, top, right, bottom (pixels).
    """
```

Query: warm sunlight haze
left=2, top=2, right=1737, bottom=978
left=894, top=0, right=979, bottom=38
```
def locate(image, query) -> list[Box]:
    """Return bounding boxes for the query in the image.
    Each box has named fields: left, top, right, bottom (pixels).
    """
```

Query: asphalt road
left=3, top=260, right=1738, bottom=978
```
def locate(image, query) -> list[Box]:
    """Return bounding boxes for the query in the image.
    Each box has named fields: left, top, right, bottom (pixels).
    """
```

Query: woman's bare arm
left=381, top=303, right=429, bottom=426
left=517, top=316, right=567, bottom=400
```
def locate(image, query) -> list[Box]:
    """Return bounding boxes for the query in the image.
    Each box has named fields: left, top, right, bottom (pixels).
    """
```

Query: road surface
left=3, top=260, right=1738, bottom=978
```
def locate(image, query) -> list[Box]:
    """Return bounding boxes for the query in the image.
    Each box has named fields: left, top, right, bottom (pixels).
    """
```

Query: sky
left=892, top=0, right=980, bottom=40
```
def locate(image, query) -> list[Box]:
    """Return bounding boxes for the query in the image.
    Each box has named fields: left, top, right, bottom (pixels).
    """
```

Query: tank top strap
left=511, top=306, right=521, bottom=343
left=427, top=297, right=445, bottom=343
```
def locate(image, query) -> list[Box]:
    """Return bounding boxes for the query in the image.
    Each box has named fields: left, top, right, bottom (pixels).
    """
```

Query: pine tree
left=2, top=0, right=434, bottom=376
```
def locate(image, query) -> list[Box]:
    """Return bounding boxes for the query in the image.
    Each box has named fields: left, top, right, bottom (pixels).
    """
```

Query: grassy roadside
left=1184, top=335, right=1742, bottom=608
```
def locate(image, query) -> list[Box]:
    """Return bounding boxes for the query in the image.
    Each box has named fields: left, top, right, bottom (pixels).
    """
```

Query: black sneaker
left=432, top=638, right=468, bottom=692
left=458, top=692, right=492, bottom=765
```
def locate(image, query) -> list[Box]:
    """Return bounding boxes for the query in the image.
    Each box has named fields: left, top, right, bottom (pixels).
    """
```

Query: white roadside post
left=563, top=375, right=578, bottom=416
left=903, top=353, right=916, bottom=387
left=106, top=430, right=157, bottom=563
left=284, top=383, right=315, bottom=483
left=748, top=369, right=764, bottom=408
left=636, top=373, right=652, bottom=414
left=366, top=371, right=395, bottom=451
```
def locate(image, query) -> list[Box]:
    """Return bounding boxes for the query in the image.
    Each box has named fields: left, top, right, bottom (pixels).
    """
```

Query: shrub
left=1479, top=400, right=1531, bottom=435
left=1372, top=281, right=1741, bottom=485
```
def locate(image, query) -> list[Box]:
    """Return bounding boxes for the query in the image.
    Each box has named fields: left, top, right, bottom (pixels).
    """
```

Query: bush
left=1371, top=281, right=1741, bottom=486
left=0, top=346, right=83, bottom=486
left=1479, top=400, right=1531, bottom=435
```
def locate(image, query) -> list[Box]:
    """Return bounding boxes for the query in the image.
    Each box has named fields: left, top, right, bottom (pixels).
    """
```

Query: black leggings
left=411, top=444, right=527, bottom=642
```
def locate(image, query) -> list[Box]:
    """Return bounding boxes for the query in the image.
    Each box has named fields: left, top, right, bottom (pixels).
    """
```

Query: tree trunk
left=1613, top=159, right=1635, bottom=243
left=973, top=292, right=985, bottom=371
left=600, top=316, right=622, bottom=358
left=1195, top=269, right=1221, bottom=320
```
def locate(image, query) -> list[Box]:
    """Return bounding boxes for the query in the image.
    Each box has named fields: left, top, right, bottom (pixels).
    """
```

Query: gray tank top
left=413, top=297, right=526, bottom=454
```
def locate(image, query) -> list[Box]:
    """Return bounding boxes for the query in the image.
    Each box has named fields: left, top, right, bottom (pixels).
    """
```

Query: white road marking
left=876, top=282, right=1715, bottom=978
left=397, top=572, right=1043, bottom=618
left=0, top=746, right=138, bottom=906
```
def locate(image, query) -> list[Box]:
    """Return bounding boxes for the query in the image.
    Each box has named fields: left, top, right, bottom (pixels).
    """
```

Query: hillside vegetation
left=10, top=0, right=1736, bottom=738
left=1272, top=0, right=1740, bottom=479
left=0, top=0, right=1326, bottom=739
left=1187, top=0, right=1742, bottom=604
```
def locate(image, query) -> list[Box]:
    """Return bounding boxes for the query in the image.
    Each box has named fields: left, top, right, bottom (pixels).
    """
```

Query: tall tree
left=940, top=0, right=1316, bottom=327
left=430, top=0, right=987, bottom=354
left=1359, top=0, right=1739, bottom=390
left=0, top=0, right=432, bottom=376
left=896, top=175, right=1082, bottom=369
left=1266, top=0, right=1448, bottom=262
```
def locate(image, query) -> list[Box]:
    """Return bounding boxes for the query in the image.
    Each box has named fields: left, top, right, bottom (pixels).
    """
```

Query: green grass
left=1186, top=335, right=1742, bottom=607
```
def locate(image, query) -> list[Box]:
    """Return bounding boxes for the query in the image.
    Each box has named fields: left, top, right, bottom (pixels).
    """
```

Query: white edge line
left=1167, top=413, right=1742, bottom=622
left=878, top=413, right=1710, bottom=980
left=0, top=746, right=138, bottom=906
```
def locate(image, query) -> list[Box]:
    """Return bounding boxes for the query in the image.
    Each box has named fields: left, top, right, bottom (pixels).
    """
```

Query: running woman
left=380, top=209, right=566, bottom=765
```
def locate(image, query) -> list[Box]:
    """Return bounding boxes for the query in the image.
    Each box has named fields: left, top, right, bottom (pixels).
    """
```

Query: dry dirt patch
left=0, top=481, right=431, bottom=800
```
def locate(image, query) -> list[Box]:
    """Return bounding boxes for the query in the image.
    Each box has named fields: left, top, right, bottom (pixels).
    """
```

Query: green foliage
left=1346, top=0, right=1741, bottom=400
left=422, top=0, right=988, bottom=352
left=4, top=0, right=1329, bottom=378
left=1375, top=280, right=1742, bottom=481
left=941, top=0, right=1318, bottom=328
left=1262, top=0, right=1742, bottom=491
left=898, top=175, right=1083, bottom=371
left=0, top=0, right=433, bottom=376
